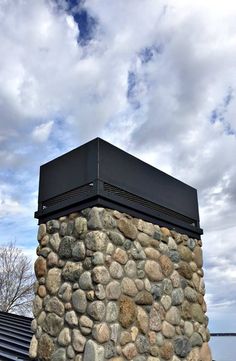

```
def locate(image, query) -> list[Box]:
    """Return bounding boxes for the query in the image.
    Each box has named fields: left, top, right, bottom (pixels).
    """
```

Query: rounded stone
left=172, top=288, right=184, bottom=305
left=65, top=310, right=78, bottom=326
left=38, top=333, right=54, bottom=361
left=35, top=257, right=47, bottom=278
left=42, top=313, right=63, bottom=337
left=135, top=290, right=153, bottom=305
left=72, top=329, right=86, bottom=352
left=106, top=302, right=119, bottom=322
left=79, top=271, right=93, bottom=290
left=47, top=220, right=60, bottom=234
left=83, top=339, right=105, bottom=361
left=46, top=268, right=61, bottom=295
left=58, top=327, right=71, bottom=346
left=74, top=216, right=87, bottom=235
left=92, top=251, right=105, bottom=265
left=119, top=296, right=136, bottom=328
left=72, top=241, right=86, bottom=261
left=109, top=230, right=125, bottom=246
left=185, top=287, right=198, bottom=302
left=92, top=322, right=110, bottom=343
left=58, top=236, right=75, bottom=259
left=136, top=306, right=149, bottom=334
left=72, top=289, right=87, bottom=313
left=166, top=307, right=181, bottom=325
left=33, top=296, right=43, bottom=317
left=49, top=233, right=61, bottom=252
left=178, top=245, right=193, bottom=262
left=178, top=262, right=193, bottom=280
left=149, top=307, right=162, bottom=331
left=174, top=336, right=191, bottom=358
left=190, top=332, right=203, bottom=347
left=144, top=247, right=160, bottom=260
left=184, top=321, right=194, bottom=337
left=144, top=260, right=163, bottom=281
left=161, top=295, right=172, bottom=311
left=160, top=340, right=174, bottom=360
left=159, top=255, right=174, bottom=277
left=38, top=224, right=46, bottom=241
left=118, top=218, right=138, bottom=240
left=191, top=303, right=205, bottom=323
left=38, top=285, right=47, bottom=298
left=162, top=321, right=175, bottom=338
left=87, top=301, right=106, bottom=321
left=113, top=248, right=128, bottom=264
left=106, top=281, right=121, bottom=300
left=85, top=231, right=108, bottom=251
left=122, top=343, right=138, bottom=360
left=136, top=334, right=149, bottom=354
left=163, top=278, right=173, bottom=295
left=95, top=284, right=106, bottom=300
left=45, top=296, right=64, bottom=316
left=199, top=342, right=212, bottom=361
left=194, top=246, right=203, bottom=268
left=92, top=266, right=110, bottom=284
left=151, top=284, right=163, bottom=301
left=121, top=277, right=138, bottom=297
left=58, top=282, right=72, bottom=302
left=29, top=335, right=38, bottom=359
left=109, top=261, right=124, bottom=279
left=47, top=252, right=59, bottom=267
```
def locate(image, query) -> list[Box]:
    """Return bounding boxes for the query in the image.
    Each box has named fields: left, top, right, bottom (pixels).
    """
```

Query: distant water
left=210, top=336, right=236, bottom=361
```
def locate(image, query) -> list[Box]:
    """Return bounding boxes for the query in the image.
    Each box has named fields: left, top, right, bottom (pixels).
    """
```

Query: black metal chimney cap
left=35, top=138, right=203, bottom=238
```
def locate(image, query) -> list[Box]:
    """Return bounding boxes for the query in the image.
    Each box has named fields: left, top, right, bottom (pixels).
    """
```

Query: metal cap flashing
left=35, top=138, right=203, bottom=238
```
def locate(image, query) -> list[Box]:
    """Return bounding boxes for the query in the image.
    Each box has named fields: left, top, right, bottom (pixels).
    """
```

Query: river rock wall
left=29, top=207, right=212, bottom=361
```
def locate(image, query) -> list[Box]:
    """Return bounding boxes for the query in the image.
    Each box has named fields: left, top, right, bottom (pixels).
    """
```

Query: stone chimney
left=29, top=138, right=212, bottom=361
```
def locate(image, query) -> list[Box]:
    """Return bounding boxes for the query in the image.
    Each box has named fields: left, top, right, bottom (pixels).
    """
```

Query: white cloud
left=32, top=120, right=54, bottom=142
left=0, top=0, right=236, bottom=331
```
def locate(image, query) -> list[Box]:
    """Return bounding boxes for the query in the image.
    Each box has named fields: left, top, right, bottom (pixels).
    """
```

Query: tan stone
left=161, top=227, right=171, bottom=236
left=148, top=331, right=157, bottom=345
left=145, top=260, right=163, bottom=281
left=46, top=268, right=61, bottom=294
left=120, top=331, right=132, bottom=346
left=194, top=246, right=203, bottom=268
left=162, top=321, right=175, bottom=338
left=178, top=262, right=193, bottom=280
left=118, top=218, right=138, bottom=240
left=136, top=306, right=149, bottom=334
left=38, top=333, right=54, bottom=361
left=119, top=296, right=136, bottom=328
left=159, top=255, right=174, bottom=277
left=166, top=306, right=181, bottom=326
left=130, top=326, right=139, bottom=341
left=38, top=285, right=47, bottom=298
left=144, top=247, right=160, bottom=260
left=113, top=248, right=128, bottom=264
left=92, top=323, right=110, bottom=343
left=121, top=277, right=138, bottom=297
left=200, top=343, right=212, bottom=361
left=29, top=335, right=38, bottom=359
left=160, top=340, right=174, bottom=360
left=186, top=348, right=200, bottom=361
left=122, top=343, right=137, bottom=360
left=35, top=257, right=47, bottom=278
left=178, top=245, right=193, bottom=262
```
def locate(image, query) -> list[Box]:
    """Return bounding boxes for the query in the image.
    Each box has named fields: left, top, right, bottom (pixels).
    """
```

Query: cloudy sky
left=0, top=0, right=236, bottom=332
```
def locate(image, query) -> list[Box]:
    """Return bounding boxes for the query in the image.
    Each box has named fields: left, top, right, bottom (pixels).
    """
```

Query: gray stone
left=51, top=348, right=66, bottom=361
left=104, top=341, right=116, bottom=358
left=110, top=323, right=120, bottom=342
left=58, top=236, right=75, bottom=259
left=72, top=289, right=87, bottom=313
left=124, top=239, right=132, bottom=249
left=42, top=313, right=63, bottom=337
left=87, top=207, right=104, bottom=229
left=45, top=296, right=64, bottom=316
left=83, top=339, right=105, bottom=361
left=106, top=281, right=121, bottom=300
left=149, top=307, right=162, bottom=331
left=65, top=311, right=78, bottom=327
left=151, top=284, right=163, bottom=301
left=184, top=321, right=194, bottom=337
left=47, top=220, right=60, bottom=234
left=49, top=233, right=61, bottom=252
left=95, top=284, right=106, bottom=300
left=131, top=242, right=146, bottom=260
left=92, top=252, right=105, bottom=265
left=106, top=302, right=119, bottom=322
left=102, top=212, right=116, bottom=229
left=83, top=257, right=92, bottom=270
left=92, top=266, right=110, bottom=284
left=75, top=217, right=87, bottom=235
left=109, top=261, right=124, bottom=279
left=166, top=307, right=181, bottom=325
left=168, top=250, right=180, bottom=263
left=62, top=261, right=83, bottom=281
left=109, top=230, right=125, bottom=246
left=72, top=241, right=86, bottom=260
left=87, top=301, right=106, bottom=321
left=190, top=332, right=203, bottom=347
left=172, top=288, right=184, bottom=305
left=72, top=329, right=86, bottom=352
left=185, top=286, right=198, bottom=302
left=121, top=277, right=138, bottom=297
left=145, top=260, right=163, bottom=281
left=124, top=260, right=137, bottom=278
left=38, top=247, right=51, bottom=258
left=174, top=336, right=191, bottom=357
left=58, top=282, right=72, bottom=302
left=136, top=334, right=149, bottom=353
left=85, top=231, right=108, bottom=251
left=161, top=295, right=172, bottom=311
left=163, top=278, right=173, bottom=295
left=187, top=238, right=196, bottom=250
left=67, top=345, right=75, bottom=359
left=79, top=271, right=93, bottom=290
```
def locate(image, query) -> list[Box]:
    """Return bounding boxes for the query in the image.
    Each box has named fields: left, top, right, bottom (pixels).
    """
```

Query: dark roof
left=0, top=311, right=33, bottom=361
